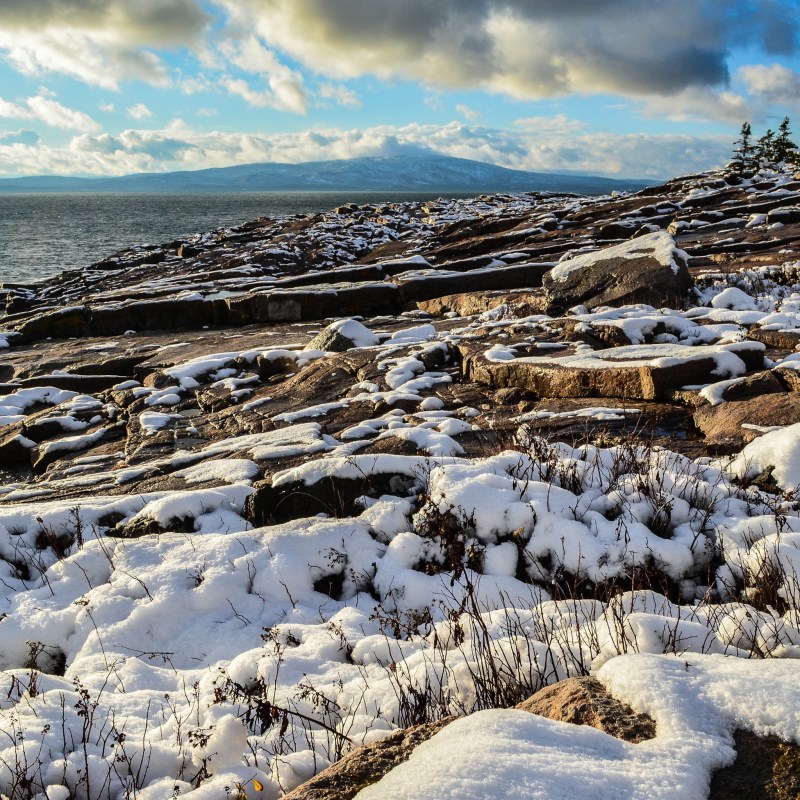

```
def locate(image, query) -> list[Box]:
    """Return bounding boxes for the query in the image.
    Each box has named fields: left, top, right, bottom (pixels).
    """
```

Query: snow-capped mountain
left=0, top=154, right=650, bottom=194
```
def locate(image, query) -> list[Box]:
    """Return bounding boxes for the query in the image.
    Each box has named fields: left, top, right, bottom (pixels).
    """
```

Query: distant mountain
left=0, top=154, right=651, bottom=196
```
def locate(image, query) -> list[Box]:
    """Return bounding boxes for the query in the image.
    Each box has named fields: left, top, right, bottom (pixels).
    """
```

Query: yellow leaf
left=253, top=779, right=264, bottom=792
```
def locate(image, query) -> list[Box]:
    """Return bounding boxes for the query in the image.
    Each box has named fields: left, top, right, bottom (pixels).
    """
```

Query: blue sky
left=0, top=0, right=799, bottom=179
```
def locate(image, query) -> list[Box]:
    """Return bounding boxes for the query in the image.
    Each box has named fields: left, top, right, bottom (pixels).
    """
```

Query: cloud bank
left=0, top=119, right=729, bottom=180
left=1, top=0, right=797, bottom=104
left=0, top=0, right=208, bottom=88
left=220, top=0, right=799, bottom=100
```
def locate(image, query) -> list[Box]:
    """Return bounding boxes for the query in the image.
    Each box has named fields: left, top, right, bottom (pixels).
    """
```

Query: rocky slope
left=2, top=165, right=800, bottom=798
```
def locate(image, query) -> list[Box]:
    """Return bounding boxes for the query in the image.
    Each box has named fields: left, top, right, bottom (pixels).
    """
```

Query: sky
left=0, top=0, right=799, bottom=180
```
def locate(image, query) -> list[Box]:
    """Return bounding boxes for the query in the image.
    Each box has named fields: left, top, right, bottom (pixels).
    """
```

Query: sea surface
left=0, top=191, right=471, bottom=285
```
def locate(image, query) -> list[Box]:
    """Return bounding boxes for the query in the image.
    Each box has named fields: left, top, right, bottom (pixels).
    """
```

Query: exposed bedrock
left=460, top=341, right=765, bottom=402
left=541, top=231, right=692, bottom=315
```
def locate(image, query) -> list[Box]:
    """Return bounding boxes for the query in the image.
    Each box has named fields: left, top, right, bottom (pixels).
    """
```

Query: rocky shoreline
left=2, top=166, right=800, bottom=798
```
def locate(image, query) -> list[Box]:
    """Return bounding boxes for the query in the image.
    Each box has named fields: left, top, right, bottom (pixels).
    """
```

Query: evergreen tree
left=731, top=121, right=754, bottom=173
left=756, top=128, right=776, bottom=166
left=774, top=116, right=798, bottom=163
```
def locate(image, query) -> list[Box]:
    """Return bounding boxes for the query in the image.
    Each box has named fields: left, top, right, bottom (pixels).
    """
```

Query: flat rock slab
left=748, top=327, right=800, bottom=351
left=417, top=289, right=547, bottom=318
left=511, top=397, right=700, bottom=452
left=462, top=340, right=765, bottom=401
left=693, top=392, right=800, bottom=450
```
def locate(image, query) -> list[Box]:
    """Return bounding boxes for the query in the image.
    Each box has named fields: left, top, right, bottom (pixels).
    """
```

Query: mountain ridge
left=0, top=154, right=651, bottom=195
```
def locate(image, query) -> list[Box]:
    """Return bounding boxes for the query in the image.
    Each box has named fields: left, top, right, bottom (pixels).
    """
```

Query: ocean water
left=0, top=191, right=469, bottom=285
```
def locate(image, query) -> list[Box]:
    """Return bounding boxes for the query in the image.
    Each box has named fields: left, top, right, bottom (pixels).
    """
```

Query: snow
left=0, top=386, right=79, bottom=425
left=37, top=426, right=110, bottom=457
left=8, top=174, right=800, bottom=800
left=724, top=421, right=800, bottom=489
left=513, top=407, right=641, bottom=423
left=139, top=410, right=180, bottom=435
left=3, top=426, right=800, bottom=799
left=273, top=401, right=350, bottom=424
left=698, top=376, right=745, bottom=406
left=388, top=324, right=437, bottom=344
left=376, top=427, right=464, bottom=457
left=174, top=459, right=260, bottom=485
left=318, top=318, right=380, bottom=348
left=710, top=286, right=758, bottom=311
left=573, top=307, right=717, bottom=346
left=510, top=340, right=762, bottom=377
left=361, top=652, right=800, bottom=800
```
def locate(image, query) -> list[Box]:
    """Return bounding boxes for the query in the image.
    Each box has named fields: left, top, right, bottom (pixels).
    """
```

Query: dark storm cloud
left=0, top=0, right=208, bottom=44
left=229, top=0, right=799, bottom=98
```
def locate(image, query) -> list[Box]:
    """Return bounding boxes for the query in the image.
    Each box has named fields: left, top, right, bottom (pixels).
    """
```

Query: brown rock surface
left=541, top=231, right=692, bottom=315
left=461, top=341, right=764, bottom=402
left=693, top=393, right=800, bottom=450
left=709, top=730, right=800, bottom=800
left=282, top=718, right=454, bottom=800
left=516, top=676, right=656, bottom=744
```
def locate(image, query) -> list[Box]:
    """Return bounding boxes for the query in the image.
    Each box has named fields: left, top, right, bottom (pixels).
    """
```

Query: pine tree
left=756, top=128, right=776, bottom=166
left=774, top=116, right=798, bottom=163
left=732, top=121, right=754, bottom=174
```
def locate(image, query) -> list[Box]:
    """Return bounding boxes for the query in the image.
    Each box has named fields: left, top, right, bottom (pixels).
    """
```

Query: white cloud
left=0, top=94, right=100, bottom=131
left=424, top=93, right=445, bottom=113
left=640, top=87, right=751, bottom=125
left=127, top=102, right=153, bottom=120
left=178, top=74, right=215, bottom=95
left=0, top=0, right=207, bottom=89
left=0, top=128, right=38, bottom=145
left=318, top=82, right=361, bottom=109
left=0, top=117, right=731, bottom=180
left=0, top=30, right=171, bottom=90
left=456, top=104, right=480, bottom=122
left=739, top=63, right=800, bottom=102
left=99, top=102, right=115, bottom=113
left=222, top=76, right=307, bottom=114
left=514, top=114, right=587, bottom=136
left=218, top=36, right=307, bottom=113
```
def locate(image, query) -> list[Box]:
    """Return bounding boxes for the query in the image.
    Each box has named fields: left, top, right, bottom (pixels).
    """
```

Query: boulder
left=16, top=306, right=91, bottom=341
left=598, top=221, right=637, bottom=240
left=112, top=514, right=197, bottom=539
left=516, top=676, right=656, bottom=743
left=305, top=319, right=380, bottom=353
left=395, top=262, right=550, bottom=304
left=285, top=676, right=656, bottom=800
left=542, top=231, right=692, bottom=315
left=19, top=374, right=129, bottom=393
left=417, top=290, right=547, bottom=318
left=718, top=370, right=785, bottom=402
left=774, top=366, right=800, bottom=392
left=766, top=206, right=800, bottom=225
left=282, top=719, right=453, bottom=800
left=0, top=431, right=35, bottom=467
